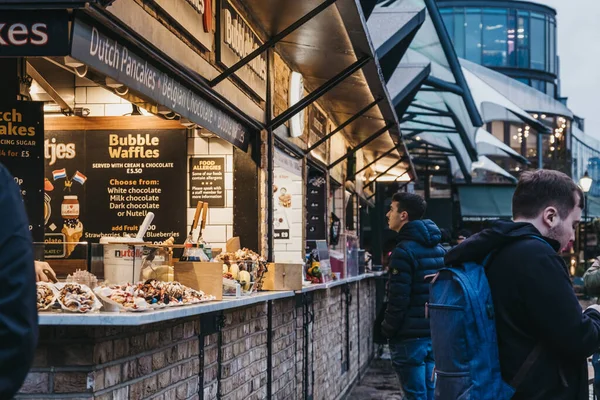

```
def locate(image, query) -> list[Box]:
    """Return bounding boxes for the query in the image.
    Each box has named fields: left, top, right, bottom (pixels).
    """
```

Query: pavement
left=346, top=345, right=597, bottom=400
left=346, top=345, right=404, bottom=400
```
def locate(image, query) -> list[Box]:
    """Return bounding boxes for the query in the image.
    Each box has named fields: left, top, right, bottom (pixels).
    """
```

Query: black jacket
left=446, top=220, right=600, bottom=400
left=0, top=164, right=38, bottom=399
left=382, top=219, right=446, bottom=341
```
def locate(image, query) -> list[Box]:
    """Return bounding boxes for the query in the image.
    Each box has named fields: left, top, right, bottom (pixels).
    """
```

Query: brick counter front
left=18, top=277, right=381, bottom=400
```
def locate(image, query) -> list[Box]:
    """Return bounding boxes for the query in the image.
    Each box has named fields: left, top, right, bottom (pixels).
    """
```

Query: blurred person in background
left=0, top=163, right=38, bottom=398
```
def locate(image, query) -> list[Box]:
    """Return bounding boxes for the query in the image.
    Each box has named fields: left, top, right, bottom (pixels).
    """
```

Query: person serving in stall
left=35, top=261, right=56, bottom=282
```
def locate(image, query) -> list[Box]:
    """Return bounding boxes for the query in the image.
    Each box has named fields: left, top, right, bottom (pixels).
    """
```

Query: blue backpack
left=428, top=237, right=547, bottom=399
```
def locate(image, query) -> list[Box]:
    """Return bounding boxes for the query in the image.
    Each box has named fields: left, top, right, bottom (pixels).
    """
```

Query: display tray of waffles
left=134, top=280, right=215, bottom=307
left=37, top=282, right=57, bottom=311
left=94, top=283, right=151, bottom=312
left=56, top=283, right=101, bottom=313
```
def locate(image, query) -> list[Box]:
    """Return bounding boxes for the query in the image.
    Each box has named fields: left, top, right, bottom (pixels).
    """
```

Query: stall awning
left=240, top=0, right=416, bottom=178
left=457, top=185, right=516, bottom=221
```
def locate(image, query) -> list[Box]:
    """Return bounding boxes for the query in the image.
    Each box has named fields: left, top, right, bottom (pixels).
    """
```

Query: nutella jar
left=61, top=195, right=80, bottom=220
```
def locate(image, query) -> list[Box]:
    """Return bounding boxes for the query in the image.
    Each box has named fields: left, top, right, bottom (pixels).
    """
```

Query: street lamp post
left=579, top=171, right=593, bottom=269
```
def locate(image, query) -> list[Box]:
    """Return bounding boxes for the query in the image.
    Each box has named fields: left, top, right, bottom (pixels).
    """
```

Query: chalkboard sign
left=0, top=101, right=45, bottom=242
left=43, top=129, right=187, bottom=256
left=84, top=130, right=187, bottom=243
left=190, top=157, right=225, bottom=207
left=306, top=170, right=326, bottom=240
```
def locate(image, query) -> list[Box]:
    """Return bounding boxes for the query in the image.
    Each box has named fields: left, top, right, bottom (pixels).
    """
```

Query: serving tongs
left=43, top=268, right=58, bottom=284
left=196, top=202, right=209, bottom=245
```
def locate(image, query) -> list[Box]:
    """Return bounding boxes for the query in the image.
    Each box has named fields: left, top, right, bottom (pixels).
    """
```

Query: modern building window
left=465, top=9, right=482, bottom=64
left=516, top=11, right=530, bottom=68
left=455, top=10, right=466, bottom=58
left=491, top=121, right=504, bottom=143
left=439, top=6, right=557, bottom=78
left=530, top=13, right=546, bottom=70
left=482, top=9, right=508, bottom=66
left=526, top=130, right=537, bottom=158
left=549, top=18, right=556, bottom=74
left=507, top=11, right=517, bottom=66
left=509, top=124, right=521, bottom=153
left=546, top=81, right=555, bottom=97
left=531, top=79, right=546, bottom=92
left=441, top=9, right=455, bottom=41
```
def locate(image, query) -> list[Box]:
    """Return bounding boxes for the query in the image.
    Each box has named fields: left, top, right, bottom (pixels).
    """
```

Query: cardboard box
left=175, top=262, right=223, bottom=300
left=262, top=263, right=304, bottom=291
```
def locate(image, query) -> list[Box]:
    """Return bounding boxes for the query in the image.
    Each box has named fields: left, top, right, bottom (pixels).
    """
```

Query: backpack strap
left=510, top=343, right=543, bottom=389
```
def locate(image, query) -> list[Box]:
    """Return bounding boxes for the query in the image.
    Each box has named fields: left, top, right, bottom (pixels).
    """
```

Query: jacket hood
left=445, top=220, right=560, bottom=265
left=398, top=219, right=442, bottom=248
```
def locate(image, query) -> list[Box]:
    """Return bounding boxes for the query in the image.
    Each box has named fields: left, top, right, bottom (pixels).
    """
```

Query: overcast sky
left=537, top=0, right=600, bottom=137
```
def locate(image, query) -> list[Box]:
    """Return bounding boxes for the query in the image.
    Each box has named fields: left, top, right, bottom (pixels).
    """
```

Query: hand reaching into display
left=35, top=261, right=57, bottom=283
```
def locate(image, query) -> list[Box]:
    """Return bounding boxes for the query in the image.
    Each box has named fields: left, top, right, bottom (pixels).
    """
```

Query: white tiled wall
left=74, top=78, right=136, bottom=117
left=186, top=134, right=234, bottom=252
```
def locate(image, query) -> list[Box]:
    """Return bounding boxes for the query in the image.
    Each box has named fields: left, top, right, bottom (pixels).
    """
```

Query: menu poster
left=0, top=101, right=44, bottom=242
left=273, top=149, right=302, bottom=243
left=85, top=130, right=187, bottom=243
left=190, top=157, right=225, bottom=207
left=306, top=170, right=326, bottom=240
left=44, top=131, right=86, bottom=258
left=273, top=171, right=294, bottom=241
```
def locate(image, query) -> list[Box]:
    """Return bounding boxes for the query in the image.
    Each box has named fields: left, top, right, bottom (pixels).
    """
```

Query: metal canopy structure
left=368, top=0, right=538, bottom=184
left=461, top=58, right=573, bottom=119
left=241, top=0, right=418, bottom=180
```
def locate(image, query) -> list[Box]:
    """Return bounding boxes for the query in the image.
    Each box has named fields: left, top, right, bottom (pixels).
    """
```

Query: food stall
left=0, top=0, right=412, bottom=398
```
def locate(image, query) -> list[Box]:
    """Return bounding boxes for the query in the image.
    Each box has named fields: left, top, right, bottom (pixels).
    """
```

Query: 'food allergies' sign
left=190, top=157, right=225, bottom=207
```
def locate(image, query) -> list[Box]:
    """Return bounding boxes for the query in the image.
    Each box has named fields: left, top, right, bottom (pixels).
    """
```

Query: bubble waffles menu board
left=0, top=101, right=45, bottom=242
left=43, top=129, right=187, bottom=258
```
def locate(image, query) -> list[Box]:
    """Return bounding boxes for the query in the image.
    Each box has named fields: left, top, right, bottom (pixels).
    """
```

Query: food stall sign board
left=0, top=10, right=69, bottom=56
left=71, top=18, right=251, bottom=151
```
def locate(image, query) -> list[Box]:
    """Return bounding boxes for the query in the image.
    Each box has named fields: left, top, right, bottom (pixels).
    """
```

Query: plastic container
left=99, top=237, right=145, bottom=284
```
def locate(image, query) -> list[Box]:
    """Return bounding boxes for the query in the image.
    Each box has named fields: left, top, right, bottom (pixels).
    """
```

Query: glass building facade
left=486, top=115, right=570, bottom=178
left=439, top=3, right=557, bottom=97
left=572, top=129, right=600, bottom=197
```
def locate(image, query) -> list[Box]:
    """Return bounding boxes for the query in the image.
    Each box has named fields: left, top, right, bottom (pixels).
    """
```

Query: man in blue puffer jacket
left=381, top=192, right=445, bottom=400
